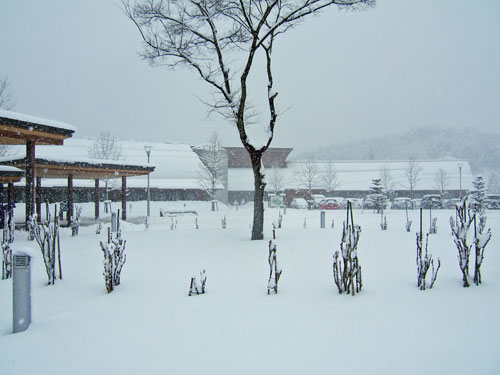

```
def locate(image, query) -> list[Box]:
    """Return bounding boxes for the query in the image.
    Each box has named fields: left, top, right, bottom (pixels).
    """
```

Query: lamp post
left=458, top=163, right=463, bottom=200
left=144, top=145, right=152, bottom=218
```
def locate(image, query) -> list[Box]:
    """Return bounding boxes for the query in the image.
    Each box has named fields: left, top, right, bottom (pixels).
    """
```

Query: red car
left=317, top=198, right=339, bottom=210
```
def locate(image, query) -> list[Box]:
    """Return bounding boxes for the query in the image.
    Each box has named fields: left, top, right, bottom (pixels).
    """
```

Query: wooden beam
left=0, top=124, right=69, bottom=145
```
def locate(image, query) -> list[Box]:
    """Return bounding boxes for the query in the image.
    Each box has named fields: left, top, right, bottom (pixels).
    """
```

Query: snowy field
left=1, top=201, right=500, bottom=375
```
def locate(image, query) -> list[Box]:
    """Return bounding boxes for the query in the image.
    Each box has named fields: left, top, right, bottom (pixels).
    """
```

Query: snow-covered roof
left=0, top=165, right=23, bottom=173
left=228, top=159, right=474, bottom=192
left=0, top=109, right=77, bottom=132
left=2, top=137, right=204, bottom=189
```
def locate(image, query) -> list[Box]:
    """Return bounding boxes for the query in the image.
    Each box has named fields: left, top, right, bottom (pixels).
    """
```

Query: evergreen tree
left=367, top=178, right=387, bottom=213
left=470, top=175, right=487, bottom=212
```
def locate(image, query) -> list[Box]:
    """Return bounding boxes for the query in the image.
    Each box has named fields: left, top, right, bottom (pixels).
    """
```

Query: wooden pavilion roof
left=0, top=109, right=75, bottom=145
left=1, top=157, right=154, bottom=180
left=0, top=166, right=24, bottom=184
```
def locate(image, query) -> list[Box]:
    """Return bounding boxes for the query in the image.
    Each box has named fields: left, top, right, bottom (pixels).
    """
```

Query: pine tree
left=367, top=178, right=387, bottom=213
left=470, top=175, right=487, bottom=212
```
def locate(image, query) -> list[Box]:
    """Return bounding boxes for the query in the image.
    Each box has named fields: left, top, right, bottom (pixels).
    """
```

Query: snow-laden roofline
left=0, top=109, right=76, bottom=133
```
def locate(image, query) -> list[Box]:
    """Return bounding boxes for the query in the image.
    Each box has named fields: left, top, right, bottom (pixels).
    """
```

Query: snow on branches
left=473, top=212, right=492, bottom=286
left=189, top=270, right=207, bottom=296
left=267, top=240, right=282, bottom=295
left=100, top=228, right=127, bottom=293
left=333, top=201, right=362, bottom=295
left=416, top=232, right=440, bottom=290
left=32, top=209, right=61, bottom=285
left=449, top=199, right=475, bottom=287
left=1, top=203, right=15, bottom=280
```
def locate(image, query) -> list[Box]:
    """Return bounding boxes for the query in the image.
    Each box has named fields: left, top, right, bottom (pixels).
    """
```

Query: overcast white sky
left=1, top=0, right=499, bottom=151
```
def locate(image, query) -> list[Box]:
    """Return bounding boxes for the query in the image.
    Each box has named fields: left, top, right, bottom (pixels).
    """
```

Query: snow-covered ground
left=1, top=201, right=500, bottom=374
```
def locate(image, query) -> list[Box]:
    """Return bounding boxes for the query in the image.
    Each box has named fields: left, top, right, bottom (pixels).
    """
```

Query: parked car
left=391, top=197, right=411, bottom=210
left=290, top=197, right=308, bottom=209
left=311, top=194, right=326, bottom=208
left=420, top=194, right=443, bottom=209
left=317, top=198, right=339, bottom=210
left=444, top=198, right=460, bottom=209
left=484, top=194, right=500, bottom=209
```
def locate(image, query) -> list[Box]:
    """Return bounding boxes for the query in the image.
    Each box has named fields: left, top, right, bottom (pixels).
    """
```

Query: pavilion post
left=8, top=182, right=14, bottom=206
left=121, top=176, right=127, bottom=221
left=25, top=140, right=35, bottom=229
left=67, top=174, right=73, bottom=225
left=36, top=177, right=42, bottom=223
left=94, top=179, right=100, bottom=219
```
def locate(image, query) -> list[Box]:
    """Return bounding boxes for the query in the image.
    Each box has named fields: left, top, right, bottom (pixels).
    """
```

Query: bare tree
left=322, top=160, right=339, bottom=193
left=406, top=158, right=422, bottom=201
left=0, top=75, right=16, bottom=157
left=198, top=132, right=226, bottom=211
left=88, top=131, right=122, bottom=201
left=380, top=164, right=394, bottom=196
left=0, top=75, right=16, bottom=110
left=434, top=167, right=449, bottom=194
left=297, top=155, right=320, bottom=197
left=88, top=131, right=122, bottom=161
left=123, top=0, right=374, bottom=240
left=267, top=161, right=285, bottom=194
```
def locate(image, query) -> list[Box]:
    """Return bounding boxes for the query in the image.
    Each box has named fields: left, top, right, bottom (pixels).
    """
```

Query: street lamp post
left=458, top=163, right=463, bottom=200
left=144, top=145, right=152, bottom=218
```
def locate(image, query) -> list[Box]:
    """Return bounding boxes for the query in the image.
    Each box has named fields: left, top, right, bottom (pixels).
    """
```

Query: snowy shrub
left=71, top=206, right=82, bottom=237
left=1, top=203, right=15, bottom=280
left=27, top=214, right=37, bottom=241
left=170, top=218, right=177, bottom=230
left=416, top=233, right=440, bottom=290
left=189, top=270, right=207, bottom=296
left=333, top=202, right=362, bottom=295
left=96, top=223, right=103, bottom=235
left=1, top=242, right=12, bottom=280
left=100, top=228, right=127, bottom=293
left=267, top=240, right=282, bottom=294
left=450, top=200, right=474, bottom=287
left=33, top=212, right=60, bottom=285
left=278, top=211, right=283, bottom=229
left=473, top=212, right=492, bottom=285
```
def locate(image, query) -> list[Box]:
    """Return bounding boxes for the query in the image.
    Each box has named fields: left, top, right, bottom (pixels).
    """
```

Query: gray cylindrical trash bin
left=13, top=252, right=31, bottom=333
left=320, top=211, right=325, bottom=229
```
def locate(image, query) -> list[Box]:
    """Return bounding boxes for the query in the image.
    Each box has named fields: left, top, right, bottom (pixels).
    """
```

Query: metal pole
left=144, top=146, right=152, bottom=218
left=459, top=165, right=462, bottom=200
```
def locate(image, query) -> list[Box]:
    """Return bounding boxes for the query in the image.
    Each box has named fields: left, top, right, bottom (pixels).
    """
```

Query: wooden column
left=121, top=176, right=127, bottom=221
left=94, top=179, right=100, bottom=219
left=25, top=140, right=35, bottom=228
left=8, top=183, right=14, bottom=206
left=67, top=174, right=73, bottom=225
left=36, top=177, right=42, bottom=222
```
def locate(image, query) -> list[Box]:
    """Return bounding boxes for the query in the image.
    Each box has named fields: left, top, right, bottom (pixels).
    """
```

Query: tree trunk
left=251, top=153, right=265, bottom=240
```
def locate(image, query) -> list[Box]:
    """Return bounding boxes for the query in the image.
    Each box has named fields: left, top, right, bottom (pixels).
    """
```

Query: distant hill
left=307, top=126, right=500, bottom=175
